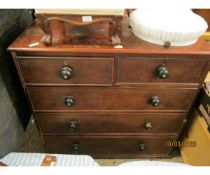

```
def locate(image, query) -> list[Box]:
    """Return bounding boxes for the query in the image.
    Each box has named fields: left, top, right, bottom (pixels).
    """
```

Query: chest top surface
left=7, top=20, right=210, bottom=58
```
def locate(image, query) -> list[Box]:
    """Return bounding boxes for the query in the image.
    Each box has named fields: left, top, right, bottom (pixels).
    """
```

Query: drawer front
left=117, top=58, right=206, bottom=84
left=44, top=136, right=176, bottom=157
left=18, top=57, right=114, bottom=85
left=37, top=113, right=186, bottom=134
left=28, top=87, right=196, bottom=111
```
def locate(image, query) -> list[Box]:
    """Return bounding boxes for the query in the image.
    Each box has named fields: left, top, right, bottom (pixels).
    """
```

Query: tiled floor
left=18, top=116, right=183, bottom=166
left=18, top=117, right=45, bottom=153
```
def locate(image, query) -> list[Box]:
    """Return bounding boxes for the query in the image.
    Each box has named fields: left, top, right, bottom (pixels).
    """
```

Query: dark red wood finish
left=117, top=58, right=206, bottom=84
left=28, top=87, right=196, bottom=112
left=7, top=21, right=210, bottom=158
left=18, top=56, right=114, bottom=85
left=7, top=21, right=210, bottom=58
left=44, top=135, right=176, bottom=158
left=36, top=113, right=186, bottom=135
left=35, top=14, right=126, bottom=46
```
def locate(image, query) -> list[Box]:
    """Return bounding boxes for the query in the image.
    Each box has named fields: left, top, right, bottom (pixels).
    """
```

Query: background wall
left=0, top=9, right=33, bottom=158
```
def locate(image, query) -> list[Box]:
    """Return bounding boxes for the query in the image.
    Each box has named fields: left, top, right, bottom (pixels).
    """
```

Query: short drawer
left=28, top=87, right=196, bottom=112
left=18, top=57, right=114, bottom=85
left=44, top=135, right=176, bottom=158
left=36, top=113, right=186, bottom=134
left=117, top=58, right=206, bottom=84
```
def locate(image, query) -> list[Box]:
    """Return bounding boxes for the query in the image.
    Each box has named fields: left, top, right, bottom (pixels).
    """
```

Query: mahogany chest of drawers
left=8, top=21, right=210, bottom=158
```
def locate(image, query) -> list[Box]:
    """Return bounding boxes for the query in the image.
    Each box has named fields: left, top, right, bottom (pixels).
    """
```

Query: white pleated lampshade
left=130, top=9, right=208, bottom=46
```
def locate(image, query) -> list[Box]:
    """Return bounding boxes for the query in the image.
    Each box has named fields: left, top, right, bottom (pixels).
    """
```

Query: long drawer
left=18, top=57, right=114, bottom=85
left=28, top=87, right=196, bottom=112
left=44, top=135, right=176, bottom=158
left=36, top=113, right=186, bottom=135
left=117, top=58, right=206, bottom=84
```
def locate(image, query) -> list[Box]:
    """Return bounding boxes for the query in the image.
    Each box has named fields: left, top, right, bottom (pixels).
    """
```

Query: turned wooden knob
left=138, top=143, right=146, bottom=151
left=61, top=66, right=72, bottom=80
left=151, top=96, right=160, bottom=107
left=65, top=96, right=75, bottom=107
left=145, top=122, right=153, bottom=130
left=68, top=121, right=78, bottom=131
left=157, top=66, right=169, bottom=79
left=72, top=143, right=80, bottom=153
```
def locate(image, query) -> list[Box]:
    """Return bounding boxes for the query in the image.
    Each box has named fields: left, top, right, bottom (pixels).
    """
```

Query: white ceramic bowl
left=130, top=9, right=208, bottom=46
